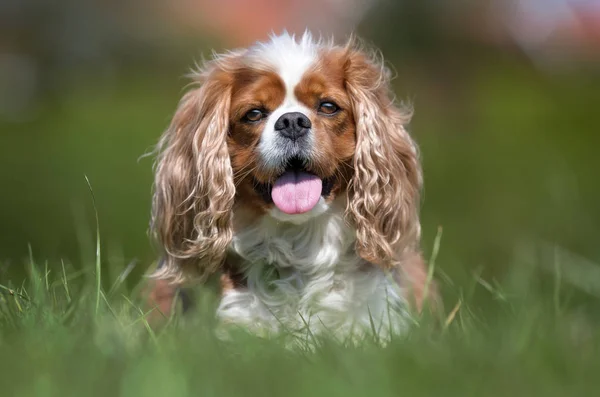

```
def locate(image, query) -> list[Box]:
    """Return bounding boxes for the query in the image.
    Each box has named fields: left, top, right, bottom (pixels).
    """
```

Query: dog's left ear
left=343, top=46, right=423, bottom=269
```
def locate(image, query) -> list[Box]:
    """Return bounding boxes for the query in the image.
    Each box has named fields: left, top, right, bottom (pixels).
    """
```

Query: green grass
left=2, top=233, right=600, bottom=397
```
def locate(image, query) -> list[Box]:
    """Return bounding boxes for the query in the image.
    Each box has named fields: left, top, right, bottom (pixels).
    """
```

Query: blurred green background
left=1, top=0, right=599, bottom=294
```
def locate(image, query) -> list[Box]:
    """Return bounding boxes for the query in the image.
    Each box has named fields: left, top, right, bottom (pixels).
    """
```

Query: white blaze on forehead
left=247, top=31, right=320, bottom=98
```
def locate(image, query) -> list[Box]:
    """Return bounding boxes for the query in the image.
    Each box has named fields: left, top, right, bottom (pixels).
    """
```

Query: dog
left=146, top=31, right=434, bottom=342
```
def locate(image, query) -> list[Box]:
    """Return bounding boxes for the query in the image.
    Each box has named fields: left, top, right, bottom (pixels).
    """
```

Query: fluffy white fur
left=247, top=31, right=320, bottom=88
left=217, top=197, right=410, bottom=342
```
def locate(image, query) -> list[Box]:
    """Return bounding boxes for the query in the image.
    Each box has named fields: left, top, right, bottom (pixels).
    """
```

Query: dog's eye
left=244, top=109, right=264, bottom=122
left=318, top=101, right=339, bottom=115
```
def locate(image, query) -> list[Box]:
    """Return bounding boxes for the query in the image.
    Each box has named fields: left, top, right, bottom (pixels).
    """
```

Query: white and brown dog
left=146, top=32, right=434, bottom=341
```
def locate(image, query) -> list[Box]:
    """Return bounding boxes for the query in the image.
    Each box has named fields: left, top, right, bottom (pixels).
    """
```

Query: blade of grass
left=0, top=285, right=25, bottom=314
left=443, top=300, right=462, bottom=330
left=315, top=315, right=345, bottom=346
left=99, top=290, right=123, bottom=327
left=422, top=226, right=442, bottom=305
left=341, top=321, right=358, bottom=347
left=84, top=175, right=102, bottom=317
left=27, top=244, right=43, bottom=296
left=385, top=286, right=394, bottom=343
left=19, top=279, right=30, bottom=301
left=44, top=261, right=50, bottom=292
left=51, top=268, right=87, bottom=289
left=122, top=295, right=158, bottom=345
left=366, top=306, right=383, bottom=345
left=297, top=311, right=319, bottom=349
left=108, top=260, right=137, bottom=298
left=60, top=298, right=80, bottom=325
left=60, top=259, right=72, bottom=303
left=475, top=275, right=508, bottom=302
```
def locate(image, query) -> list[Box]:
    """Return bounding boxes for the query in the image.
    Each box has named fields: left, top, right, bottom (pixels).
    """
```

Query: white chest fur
left=216, top=202, right=410, bottom=342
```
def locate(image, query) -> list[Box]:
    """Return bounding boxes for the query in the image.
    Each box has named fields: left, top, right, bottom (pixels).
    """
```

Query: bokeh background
left=1, top=0, right=599, bottom=298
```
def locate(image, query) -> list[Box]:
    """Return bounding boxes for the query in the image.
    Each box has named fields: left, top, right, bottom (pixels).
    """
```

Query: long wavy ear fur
left=151, top=56, right=238, bottom=284
left=344, top=43, right=423, bottom=269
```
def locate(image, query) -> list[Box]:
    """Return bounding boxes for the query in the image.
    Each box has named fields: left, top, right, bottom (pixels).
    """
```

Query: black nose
left=274, top=112, right=311, bottom=141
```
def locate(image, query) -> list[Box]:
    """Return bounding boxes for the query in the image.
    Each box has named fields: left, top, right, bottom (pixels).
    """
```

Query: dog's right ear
left=151, top=57, right=239, bottom=284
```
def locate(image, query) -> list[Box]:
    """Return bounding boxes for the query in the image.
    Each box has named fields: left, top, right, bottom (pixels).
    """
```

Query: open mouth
left=253, top=157, right=334, bottom=215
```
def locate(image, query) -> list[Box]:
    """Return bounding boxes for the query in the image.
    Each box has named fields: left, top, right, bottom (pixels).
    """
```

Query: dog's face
left=228, top=50, right=356, bottom=220
left=151, top=33, right=422, bottom=283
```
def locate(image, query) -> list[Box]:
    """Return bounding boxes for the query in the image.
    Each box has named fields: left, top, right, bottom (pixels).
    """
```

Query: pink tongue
left=271, top=171, right=322, bottom=214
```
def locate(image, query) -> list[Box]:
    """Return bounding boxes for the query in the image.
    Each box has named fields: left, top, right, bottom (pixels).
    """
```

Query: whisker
left=234, top=166, right=257, bottom=187
left=233, top=162, right=254, bottom=178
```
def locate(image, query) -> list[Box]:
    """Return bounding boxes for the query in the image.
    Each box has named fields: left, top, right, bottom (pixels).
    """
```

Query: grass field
left=2, top=229, right=600, bottom=397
